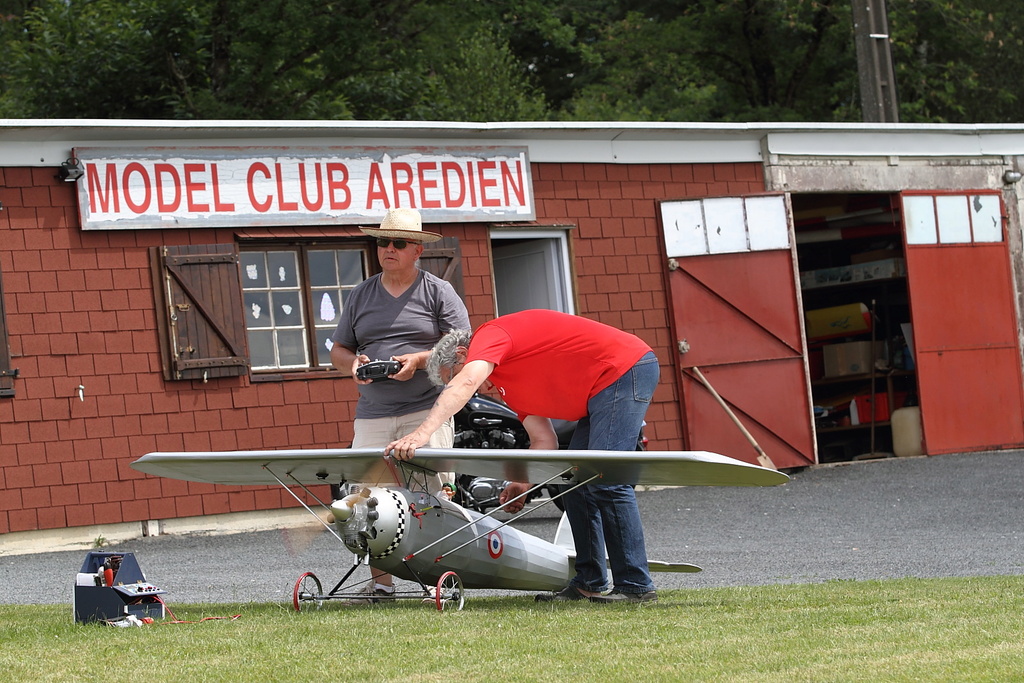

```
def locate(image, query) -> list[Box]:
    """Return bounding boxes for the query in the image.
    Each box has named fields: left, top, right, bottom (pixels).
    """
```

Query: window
left=490, top=228, right=575, bottom=315
left=152, top=236, right=462, bottom=381
left=903, top=192, right=1003, bottom=245
left=240, top=245, right=370, bottom=371
left=660, top=195, right=790, bottom=257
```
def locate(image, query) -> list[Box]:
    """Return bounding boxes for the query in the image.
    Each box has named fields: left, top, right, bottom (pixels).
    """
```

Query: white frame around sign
left=73, top=145, right=536, bottom=230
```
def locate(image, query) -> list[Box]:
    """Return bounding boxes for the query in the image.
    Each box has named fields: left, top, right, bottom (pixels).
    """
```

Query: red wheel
left=292, top=572, right=323, bottom=612
left=435, top=571, right=464, bottom=611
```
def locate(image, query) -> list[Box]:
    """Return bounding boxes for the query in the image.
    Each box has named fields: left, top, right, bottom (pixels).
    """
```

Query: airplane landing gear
left=292, top=572, right=323, bottom=612
left=435, top=571, right=464, bottom=611
left=289, top=569, right=465, bottom=611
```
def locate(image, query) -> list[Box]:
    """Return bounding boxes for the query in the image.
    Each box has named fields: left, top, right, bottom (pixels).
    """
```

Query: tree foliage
left=0, top=0, right=1021, bottom=123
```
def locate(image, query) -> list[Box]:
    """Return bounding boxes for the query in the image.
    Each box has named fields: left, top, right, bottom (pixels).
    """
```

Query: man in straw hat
left=330, top=208, right=469, bottom=603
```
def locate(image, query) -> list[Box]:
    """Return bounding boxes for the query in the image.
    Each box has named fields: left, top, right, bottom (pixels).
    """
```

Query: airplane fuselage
left=333, top=486, right=571, bottom=591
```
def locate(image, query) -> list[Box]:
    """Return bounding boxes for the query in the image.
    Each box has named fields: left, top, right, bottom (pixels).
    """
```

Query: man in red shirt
left=386, top=309, right=659, bottom=603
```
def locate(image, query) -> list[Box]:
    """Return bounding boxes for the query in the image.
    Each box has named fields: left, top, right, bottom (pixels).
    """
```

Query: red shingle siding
left=0, top=160, right=766, bottom=533
left=534, top=161, right=765, bottom=451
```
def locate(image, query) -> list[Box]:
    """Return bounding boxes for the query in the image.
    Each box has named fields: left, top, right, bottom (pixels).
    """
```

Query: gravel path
left=3, top=450, right=1021, bottom=605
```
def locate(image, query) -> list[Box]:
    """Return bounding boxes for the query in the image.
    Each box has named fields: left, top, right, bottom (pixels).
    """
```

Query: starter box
left=73, top=552, right=165, bottom=624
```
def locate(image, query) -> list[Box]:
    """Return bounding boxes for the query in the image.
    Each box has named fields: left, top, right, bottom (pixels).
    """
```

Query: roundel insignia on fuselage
left=487, top=530, right=503, bottom=559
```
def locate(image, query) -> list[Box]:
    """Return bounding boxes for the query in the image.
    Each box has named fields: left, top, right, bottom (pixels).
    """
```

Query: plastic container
left=891, top=406, right=923, bottom=457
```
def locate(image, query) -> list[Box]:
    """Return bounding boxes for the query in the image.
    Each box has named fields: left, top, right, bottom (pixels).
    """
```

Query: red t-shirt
left=465, top=309, right=652, bottom=420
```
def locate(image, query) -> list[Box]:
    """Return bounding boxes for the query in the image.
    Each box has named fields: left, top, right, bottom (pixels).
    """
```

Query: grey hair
left=426, top=328, right=473, bottom=386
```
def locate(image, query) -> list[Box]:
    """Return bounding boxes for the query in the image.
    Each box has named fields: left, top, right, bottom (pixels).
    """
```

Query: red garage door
left=902, top=191, right=1024, bottom=454
left=661, top=195, right=816, bottom=469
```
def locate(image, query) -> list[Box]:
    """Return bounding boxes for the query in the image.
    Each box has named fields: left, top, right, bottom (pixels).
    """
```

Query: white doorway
left=490, top=229, right=574, bottom=315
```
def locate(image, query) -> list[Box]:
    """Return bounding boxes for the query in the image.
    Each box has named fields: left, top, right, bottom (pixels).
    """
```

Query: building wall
left=0, top=160, right=765, bottom=535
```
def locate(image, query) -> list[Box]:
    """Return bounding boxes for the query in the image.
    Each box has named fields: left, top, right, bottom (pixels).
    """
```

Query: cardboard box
left=802, top=265, right=853, bottom=289
left=806, top=303, right=872, bottom=342
left=800, top=257, right=905, bottom=290
left=849, top=257, right=905, bottom=282
left=823, top=341, right=879, bottom=377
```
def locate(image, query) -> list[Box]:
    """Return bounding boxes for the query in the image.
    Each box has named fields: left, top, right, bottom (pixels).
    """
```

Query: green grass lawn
left=3, top=576, right=1023, bottom=682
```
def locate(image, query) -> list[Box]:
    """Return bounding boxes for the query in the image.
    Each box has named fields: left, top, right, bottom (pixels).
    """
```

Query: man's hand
left=390, top=351, right=428, bottom=382
left=499, top=481, right=532, bottom=513
left=351, top=354, right=373, bottom=385
left=385, top=432, right=430, bottom=461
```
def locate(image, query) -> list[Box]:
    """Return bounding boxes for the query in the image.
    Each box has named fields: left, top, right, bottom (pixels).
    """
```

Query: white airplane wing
left=130, top=447, right=789, bottom=488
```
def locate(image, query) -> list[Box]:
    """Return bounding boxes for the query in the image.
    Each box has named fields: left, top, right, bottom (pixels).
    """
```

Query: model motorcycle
left=452, top=393, right=647, bottom=513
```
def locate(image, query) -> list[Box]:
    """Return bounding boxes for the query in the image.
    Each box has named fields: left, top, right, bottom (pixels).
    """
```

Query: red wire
left=154, top=595, right=241, bottom=624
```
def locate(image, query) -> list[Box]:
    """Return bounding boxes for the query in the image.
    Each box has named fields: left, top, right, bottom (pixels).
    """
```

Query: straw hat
left=361, top=208, right=443, bottom=243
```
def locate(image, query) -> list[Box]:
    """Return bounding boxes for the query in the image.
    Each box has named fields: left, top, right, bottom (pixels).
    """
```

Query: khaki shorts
left=351, top=409, right=454, bottom=495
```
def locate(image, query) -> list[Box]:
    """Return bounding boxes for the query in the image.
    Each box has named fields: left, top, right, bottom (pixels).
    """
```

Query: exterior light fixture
left=58, top=157, right=84, bottom=182
left=1002, top=170, right=1022, bottom=184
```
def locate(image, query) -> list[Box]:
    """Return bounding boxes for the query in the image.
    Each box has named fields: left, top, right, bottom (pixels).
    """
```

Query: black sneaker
left=535, top=585, right=592, bottom=602
left=589, top=590, right=658, bottom=604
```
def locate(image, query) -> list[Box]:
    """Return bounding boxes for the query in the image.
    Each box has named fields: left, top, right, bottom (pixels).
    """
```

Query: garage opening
left=792, top=192, right=918, bottom=462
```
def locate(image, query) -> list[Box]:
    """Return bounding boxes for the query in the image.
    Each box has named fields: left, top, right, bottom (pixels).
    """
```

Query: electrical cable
left=154, top=595, right=241, bottom=624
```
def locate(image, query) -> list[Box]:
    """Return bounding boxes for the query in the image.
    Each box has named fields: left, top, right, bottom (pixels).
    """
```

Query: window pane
left=315, top=329, right=335, bottom=366
left=308, top=250, right=338, bottom=287
left=704, top=197, right=747, bottom=254
left=746, top=195, right=790, bottom=251
left=316, top=290, right=340, bottom=325
left=272, top=290, right=303, bottom=326
left=267, top=251, right=299, bottom=287
left=277, top=329, right=308, bottom=367
left=248, top=329, right=276, bottom=368
left=936, top=195, right=971, bottom=244
left=904, top=196, right=938, bottom=245
left=971, top=194, right=1002, bottom=243
left=240, top=252, right=267, bottom=289
left=661, top=200, right=708, bottom=257
left=338, top=251, right=364, bottom=285
left=244, top=291, right=272, bottom=328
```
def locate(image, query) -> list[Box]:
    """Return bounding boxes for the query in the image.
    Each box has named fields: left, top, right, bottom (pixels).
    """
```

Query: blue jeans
left=564, top=351, right=658, bottom=594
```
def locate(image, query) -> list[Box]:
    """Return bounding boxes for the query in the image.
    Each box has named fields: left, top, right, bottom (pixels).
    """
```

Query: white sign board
left=74, top=146, right=535, bottom=230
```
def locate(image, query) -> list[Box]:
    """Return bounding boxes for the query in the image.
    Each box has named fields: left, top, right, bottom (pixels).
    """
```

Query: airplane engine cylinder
left=333, top=486, right=406, bottom=559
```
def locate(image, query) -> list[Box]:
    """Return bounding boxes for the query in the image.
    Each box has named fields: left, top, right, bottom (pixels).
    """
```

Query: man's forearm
left=415, top=381, right=478, bottom=439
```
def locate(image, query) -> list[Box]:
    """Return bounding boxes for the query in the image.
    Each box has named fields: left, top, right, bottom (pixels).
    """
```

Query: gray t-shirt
left=331, top=269, right=469, bottom=419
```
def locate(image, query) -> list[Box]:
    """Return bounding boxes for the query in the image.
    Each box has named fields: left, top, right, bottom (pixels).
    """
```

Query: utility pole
left=852, top=0, right=899, bottom=122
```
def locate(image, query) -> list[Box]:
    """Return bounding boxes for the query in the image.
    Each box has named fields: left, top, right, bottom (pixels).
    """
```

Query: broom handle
left=690, top=366, right=777, bottom=470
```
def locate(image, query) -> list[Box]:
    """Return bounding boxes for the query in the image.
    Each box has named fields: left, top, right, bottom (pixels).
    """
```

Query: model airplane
left=130, top=447, right=789, bottom=610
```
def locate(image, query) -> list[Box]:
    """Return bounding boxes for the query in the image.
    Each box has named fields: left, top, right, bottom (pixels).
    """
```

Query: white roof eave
left=3, top=119, right=1024, bottom=167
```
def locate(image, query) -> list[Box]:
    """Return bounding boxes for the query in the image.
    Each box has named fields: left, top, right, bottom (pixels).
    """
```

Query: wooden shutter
left=419, top=236, right=465, bottom=297
left=151, top=244, right=249, bottom=381
left=0, top=262, right=15, bottom=397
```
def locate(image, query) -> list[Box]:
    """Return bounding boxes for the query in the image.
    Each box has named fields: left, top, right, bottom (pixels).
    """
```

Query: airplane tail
left=553, top=512, right=575, bottom=553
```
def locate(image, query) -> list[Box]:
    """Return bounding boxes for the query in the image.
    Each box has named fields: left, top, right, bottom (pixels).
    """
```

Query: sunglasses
left=376, top=238, right=419, bottom=249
